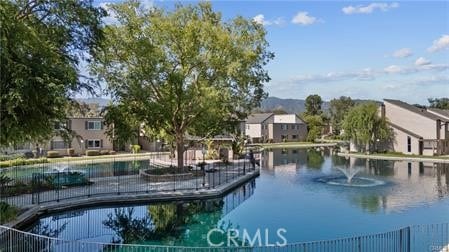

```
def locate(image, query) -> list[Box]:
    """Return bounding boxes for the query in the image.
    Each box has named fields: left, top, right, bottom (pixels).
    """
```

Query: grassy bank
left=340, top=152, right=449, bottom=162
left=253, top=142, right=337, bottom=149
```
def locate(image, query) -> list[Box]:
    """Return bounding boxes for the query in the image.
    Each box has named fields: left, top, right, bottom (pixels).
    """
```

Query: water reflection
left=26, top=149, right=449, bottom=245
left=27, top=180, right=255, bottom=246
left=261, top=148, right=449, bottom=212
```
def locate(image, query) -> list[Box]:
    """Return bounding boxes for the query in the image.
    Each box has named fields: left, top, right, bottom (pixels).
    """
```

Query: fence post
left=406, top=226, right=411, bottom=252
left=173, top=164, right=176, bottom=192
left=212, top=162, right=215, bottom=189
left=218, top=162, right=221, bottom=186
left=116, top=158, right=120, bottom=195
left=88, top=160, right=92, bottom=197
left=57, top=169, right=60, bottom=202
left=357, top=236, right=361, bottom=252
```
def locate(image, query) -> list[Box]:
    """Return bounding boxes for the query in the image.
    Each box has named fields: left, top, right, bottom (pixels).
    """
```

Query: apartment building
left=245, top=113, right=307, bottom=143
left=382, top=99, right=449, bottom=156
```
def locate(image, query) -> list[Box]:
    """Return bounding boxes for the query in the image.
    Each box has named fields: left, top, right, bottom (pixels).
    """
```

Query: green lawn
left=348, top=152, right=449, bottom=160
left=253, top=142, right=337, bottom=149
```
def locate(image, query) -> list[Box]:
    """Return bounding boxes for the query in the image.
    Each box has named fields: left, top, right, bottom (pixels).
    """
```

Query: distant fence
left=0, top=223, right=447, bottom=251
left=0, top=155, right=257, bottom=208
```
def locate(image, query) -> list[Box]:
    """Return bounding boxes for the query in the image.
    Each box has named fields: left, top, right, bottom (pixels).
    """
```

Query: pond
left=25, top=148, right=449, bottom=247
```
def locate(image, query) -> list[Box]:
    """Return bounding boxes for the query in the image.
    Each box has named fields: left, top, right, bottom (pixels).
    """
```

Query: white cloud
left=384, top=65, right=403, bottom=73
left=428, top=34, right=449, bottom=52
left=342, top=2, right=399, bottom=15
left=291, top=12, right=319, bottom=26
left=253, top=14, right=285, bottom=26
left=285, top=62, right=448, bottom=85
left=392, top=48, right=413, bottom=58
left=415, top=57, right=431, bottom=66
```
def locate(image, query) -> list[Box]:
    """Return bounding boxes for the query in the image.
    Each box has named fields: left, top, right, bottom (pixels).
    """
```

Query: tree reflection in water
left=103, top=199, right=239, bottom=246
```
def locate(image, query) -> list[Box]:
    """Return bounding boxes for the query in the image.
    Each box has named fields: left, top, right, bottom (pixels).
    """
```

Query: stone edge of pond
left=337, top=152, right=449, bottom=163
left=5, top=170, right=260, bottom=230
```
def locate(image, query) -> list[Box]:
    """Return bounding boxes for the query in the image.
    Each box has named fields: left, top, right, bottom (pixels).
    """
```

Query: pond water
left=25, top=148, right=449, bottom=247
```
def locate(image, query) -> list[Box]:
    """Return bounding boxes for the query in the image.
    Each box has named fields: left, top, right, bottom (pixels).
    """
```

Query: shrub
left=100, top=150, right=110, bottom=155
left=0, top=153, right=24, bottom=161
left=47, top=151, right=60, bottom=158
left=0, top=158, right=48, bottom=168
left=67, top=148, right=75, bottom=156
left=131, top=145, right=141, bottom=153
left=86, top=150, right=100, bottom=156
left=0, top=202, right=18, bottom=224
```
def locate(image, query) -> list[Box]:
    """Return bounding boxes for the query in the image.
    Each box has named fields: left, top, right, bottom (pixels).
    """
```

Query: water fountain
left=317, top=162, right=385, bottom=187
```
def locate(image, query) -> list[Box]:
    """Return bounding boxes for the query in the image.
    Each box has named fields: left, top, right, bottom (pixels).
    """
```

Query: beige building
left=245, top=113, right=307, bottom=143
left=382, top=99, right=449, bottom=156
left=47, top=117, right=113, bottom=155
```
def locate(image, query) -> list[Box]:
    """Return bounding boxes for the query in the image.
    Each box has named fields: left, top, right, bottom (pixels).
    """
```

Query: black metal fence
left=0, top=155, right=257, bottom=208
left=0, top=223, right=447, bottom=251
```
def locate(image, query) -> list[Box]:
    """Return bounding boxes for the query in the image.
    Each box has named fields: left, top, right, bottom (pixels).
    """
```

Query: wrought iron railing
left=0, top=155, right=257, bottom=208
left=0, top=223, right=447, bottom=251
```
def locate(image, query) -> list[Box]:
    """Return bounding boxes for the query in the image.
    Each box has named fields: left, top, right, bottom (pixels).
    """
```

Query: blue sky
left=94, top=1, right=449, bottom=104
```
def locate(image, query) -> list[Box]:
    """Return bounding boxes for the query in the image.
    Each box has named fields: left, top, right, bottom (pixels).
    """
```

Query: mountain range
left=78, top=96, right=379, bottom=115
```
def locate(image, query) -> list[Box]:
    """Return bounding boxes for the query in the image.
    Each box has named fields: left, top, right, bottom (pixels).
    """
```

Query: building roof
left=245, top=113, right=274, bottom=124
left=427, top=108, right=449, bottom=119
left=384, top=99, right=446, bottom=121
left=388, top=122, right=422, bottom=139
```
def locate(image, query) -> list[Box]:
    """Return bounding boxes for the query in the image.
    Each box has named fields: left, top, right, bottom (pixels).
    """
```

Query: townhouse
left=381, top=99, right=449, bottom=156
left=245, top=113, right=308, bottom=143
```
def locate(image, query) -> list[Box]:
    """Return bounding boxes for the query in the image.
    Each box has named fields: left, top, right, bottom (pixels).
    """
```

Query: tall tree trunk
left=365, top=142, right=370, bottom=155
left=176, top=133, right=184, bottom=171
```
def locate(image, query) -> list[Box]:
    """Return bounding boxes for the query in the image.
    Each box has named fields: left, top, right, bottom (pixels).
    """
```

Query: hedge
left=0, top=158, right=48, bottom=168
left=86, top=150, right=100, bottom=156
left=0, top=153, right=25, bottom=161
left=67, top=148, right=75, bottom=156
left=47, top=151, right=60, bottom=158
left=100, top=150, right=110, bottom=155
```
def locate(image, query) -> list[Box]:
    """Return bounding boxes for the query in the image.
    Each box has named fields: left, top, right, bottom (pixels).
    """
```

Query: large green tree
left=341, top=102, right=391, bottom=154
left=0, top=0, right=105, bottom=146
left=304, top=94, right=323, bottom=116
left=329, top=96, right=355, bottom=135
left=428, top=98, right=449, bottom=109
left=92, top=1, right=273, bottom=169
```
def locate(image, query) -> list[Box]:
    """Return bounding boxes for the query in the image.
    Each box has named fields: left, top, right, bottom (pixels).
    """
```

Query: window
left=281, top=124, right=287, bottom=130
left=407, top=136, right=411, bottom=152
left=52, top=140, right=68, bottom=150
left=281, top=135, right=288, bottom=140
left=87, top=121, right=102, bottom=130
left=407, top=163, right=412, bottom=176
left=87, top=139, right=101, bottom=148
left=292, top=135, right=298, bottom=139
